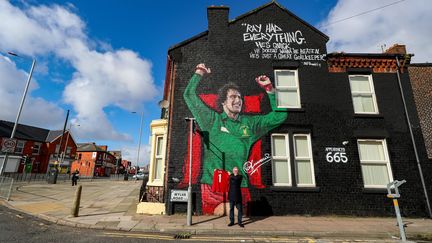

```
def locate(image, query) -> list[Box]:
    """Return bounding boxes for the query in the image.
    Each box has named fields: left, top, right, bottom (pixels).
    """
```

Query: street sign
left=170, top=190, right=188, bottom=202
left=1, top=138, right=17, bottom=153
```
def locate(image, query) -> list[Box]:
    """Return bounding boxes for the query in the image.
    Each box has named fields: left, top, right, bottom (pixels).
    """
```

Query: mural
left=181, top=63, right=287, bottom=214
left=242, top=23, right=326, bottom=67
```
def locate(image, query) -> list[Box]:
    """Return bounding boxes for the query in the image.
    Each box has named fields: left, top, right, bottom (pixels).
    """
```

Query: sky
left=0, top=0, right=431, bottom=166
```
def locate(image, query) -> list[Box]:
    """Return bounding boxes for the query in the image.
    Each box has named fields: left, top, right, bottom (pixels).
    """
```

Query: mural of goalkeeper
left=183, top=63, right=287, bottom=214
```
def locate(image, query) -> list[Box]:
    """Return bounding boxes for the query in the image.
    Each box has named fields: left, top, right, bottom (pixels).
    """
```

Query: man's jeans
left=229, top=201, right=243, bottom=224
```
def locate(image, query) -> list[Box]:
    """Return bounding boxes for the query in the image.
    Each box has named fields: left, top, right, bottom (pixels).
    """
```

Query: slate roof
left=0, top=120, right=50, bottom=142
left=45, top=130, right=64, bottom=142
left=77, top=143, right=105, bottom=152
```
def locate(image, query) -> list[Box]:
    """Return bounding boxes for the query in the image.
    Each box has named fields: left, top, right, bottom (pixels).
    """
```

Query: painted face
left=223, top=89, right=242, bottom=116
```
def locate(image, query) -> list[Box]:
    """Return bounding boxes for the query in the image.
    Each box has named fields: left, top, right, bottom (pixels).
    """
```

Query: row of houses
left=140, top=1, right=432, bottom=218
left=0, top=120, right=129, bottom=176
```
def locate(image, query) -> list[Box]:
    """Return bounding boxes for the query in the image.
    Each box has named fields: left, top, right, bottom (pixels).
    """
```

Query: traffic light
left=22, top=155, right=31, bottom=164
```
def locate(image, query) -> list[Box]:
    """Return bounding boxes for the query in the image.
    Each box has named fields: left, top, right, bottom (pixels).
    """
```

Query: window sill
left=353, top=114, right=384, bottom=119
left=362, top=188, right=387, bottom=194
left=147, top=181, right=164, bottom=187
left=270, top=186, right=320, bottom=192
left=275, top=108, right=305, bottom=112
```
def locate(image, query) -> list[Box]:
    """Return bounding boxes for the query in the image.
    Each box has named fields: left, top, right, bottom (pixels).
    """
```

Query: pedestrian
left=228, top=167, right=244, bottom=227
left=71, top=170, right=79, bottom=186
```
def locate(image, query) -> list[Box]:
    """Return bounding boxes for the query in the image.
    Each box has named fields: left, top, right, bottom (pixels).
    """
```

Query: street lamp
left=0, top=52, right=36, bottom=176
left=132, top=111, right=144, bottom=175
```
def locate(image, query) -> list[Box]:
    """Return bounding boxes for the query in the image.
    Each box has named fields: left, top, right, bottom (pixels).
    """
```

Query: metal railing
left=0, top=176, right=14, bottom=201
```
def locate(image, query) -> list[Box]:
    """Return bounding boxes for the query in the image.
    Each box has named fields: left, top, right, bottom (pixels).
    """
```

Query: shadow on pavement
left=192, top=215, right=225, bottom=225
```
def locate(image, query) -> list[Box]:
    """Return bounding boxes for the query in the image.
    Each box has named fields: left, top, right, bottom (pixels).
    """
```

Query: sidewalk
left=2, top=179, right=432, bottom=241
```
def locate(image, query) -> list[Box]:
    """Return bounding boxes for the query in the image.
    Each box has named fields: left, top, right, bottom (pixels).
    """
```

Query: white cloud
left=0, top=55, right=65, bottom=128
left=120, top=144, right=151, bottom=166
left=320, top=0, right=432, bottom=62
left=0, top=1, right=157, bottom=140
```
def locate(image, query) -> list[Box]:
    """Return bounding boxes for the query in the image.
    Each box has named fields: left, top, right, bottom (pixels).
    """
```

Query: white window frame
left=66, top=146, right=72, bottom=157
left=357, top=139, right=393, bottom=189
left=32, top=143, right=41, bottom=155
left=293, top=134, right=316, bottom=187
left=274, top=69, right=301, bottom=109
left=153, top=135, right=164, bottom=181
left=15, top=140, right=25, bottom=154
left=349, top=74, right=379, bottom=114
left=271, top=134, right=291, bottom=186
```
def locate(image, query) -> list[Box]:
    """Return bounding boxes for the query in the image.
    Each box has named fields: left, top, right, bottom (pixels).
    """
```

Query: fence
left=0, top=172, right=132, bottom=183
left=0, top=176, right=14, bottom=201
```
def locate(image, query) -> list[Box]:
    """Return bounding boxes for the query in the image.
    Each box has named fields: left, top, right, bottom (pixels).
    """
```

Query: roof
left=77, top=143, right=105, bottom=152
left=409, top=63, right=432, bottom=67
left=0, top=120, right=50, bottom=142
left=45, top=130, right=63, bottom=142
left=169, top=1, right=328, bottom=51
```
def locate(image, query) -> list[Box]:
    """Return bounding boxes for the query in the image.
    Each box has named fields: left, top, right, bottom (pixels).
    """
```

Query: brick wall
left=164, top=3, right=431, bottom=217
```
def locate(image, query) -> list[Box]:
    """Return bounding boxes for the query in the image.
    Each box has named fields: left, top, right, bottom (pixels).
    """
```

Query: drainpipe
left=395, top=56, right=432, bottom=218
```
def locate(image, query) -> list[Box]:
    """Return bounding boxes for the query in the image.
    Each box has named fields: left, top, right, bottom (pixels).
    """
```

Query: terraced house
left=143, top=1, right=432, bottom=218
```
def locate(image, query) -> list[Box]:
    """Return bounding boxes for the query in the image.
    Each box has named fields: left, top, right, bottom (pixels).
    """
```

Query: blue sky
left=1, top=0, right=430, bottom=165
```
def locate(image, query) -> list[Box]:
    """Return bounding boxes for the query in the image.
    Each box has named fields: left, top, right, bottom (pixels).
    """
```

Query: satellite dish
left=158, top=100, right=169, bottom=108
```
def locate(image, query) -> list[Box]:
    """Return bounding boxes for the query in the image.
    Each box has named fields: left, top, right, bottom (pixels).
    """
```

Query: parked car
left=133, top=172, right=147, bottom=180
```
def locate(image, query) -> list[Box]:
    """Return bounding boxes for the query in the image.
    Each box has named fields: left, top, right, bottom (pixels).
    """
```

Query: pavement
left=1, top=178, right=432, bottom=241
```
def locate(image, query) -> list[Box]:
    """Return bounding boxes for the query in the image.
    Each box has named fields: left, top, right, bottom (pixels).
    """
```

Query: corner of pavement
left=2, top=178, right=432, bottom=241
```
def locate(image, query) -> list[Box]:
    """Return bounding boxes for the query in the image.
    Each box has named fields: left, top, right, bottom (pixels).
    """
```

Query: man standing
left=228, top=167, right=244, bottom=227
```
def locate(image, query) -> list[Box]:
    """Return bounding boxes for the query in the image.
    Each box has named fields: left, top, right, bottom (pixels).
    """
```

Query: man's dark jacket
left=228, top=174, right=243, bottom=202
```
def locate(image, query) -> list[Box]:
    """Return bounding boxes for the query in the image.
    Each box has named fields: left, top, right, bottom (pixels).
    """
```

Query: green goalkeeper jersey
left=183, top=74, right=287, bottom=187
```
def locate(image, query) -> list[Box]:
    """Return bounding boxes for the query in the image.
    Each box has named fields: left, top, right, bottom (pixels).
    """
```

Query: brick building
left=147, top=2, right=432, bottom=217
left=0, top=120, right=77, bottom=173
left=71, top=143, right=116, bottom=177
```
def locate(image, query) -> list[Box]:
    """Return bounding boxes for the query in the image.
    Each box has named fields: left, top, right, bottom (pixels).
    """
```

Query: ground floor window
left=271, top=133, right=315, bottom=187
left=357, top=139, right=393, bottom=188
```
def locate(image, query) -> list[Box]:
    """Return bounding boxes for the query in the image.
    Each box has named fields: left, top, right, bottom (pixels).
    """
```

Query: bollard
left=71, top=185, right=82, bottom=217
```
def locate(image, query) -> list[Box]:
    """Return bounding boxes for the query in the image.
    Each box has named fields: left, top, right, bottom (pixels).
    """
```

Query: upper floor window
left=154, top=136, right=164, bottom=180
left=271, top=133, right=315, bottom=187
left=66, top=146, right=72, bottom=157
left=15, top=140, right=25, bottom=154
left=32, top=143, right=41, bottom=155
left=357, top=139, right=393, bottom=188
left=274, top=69, right=301, bottom=108
left=349, top=74, right=379, bottom=114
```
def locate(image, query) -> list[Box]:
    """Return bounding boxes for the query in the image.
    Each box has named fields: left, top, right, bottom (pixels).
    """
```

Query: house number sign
left=325, top=147, right=348, bottom=163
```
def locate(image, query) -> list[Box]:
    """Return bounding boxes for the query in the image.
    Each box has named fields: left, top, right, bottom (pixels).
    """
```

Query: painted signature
left=243, top=153, right=271, bottom=175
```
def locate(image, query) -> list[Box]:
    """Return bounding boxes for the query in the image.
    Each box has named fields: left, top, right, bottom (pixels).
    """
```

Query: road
left=1, top=205, right=417, bottom=242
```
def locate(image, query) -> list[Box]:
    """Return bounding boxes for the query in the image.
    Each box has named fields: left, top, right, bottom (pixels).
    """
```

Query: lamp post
left=0, top=52, right=36, bottom=176
left=185, top=117, right=195, bottom=226
left=132, top=111, right=144, bottom=175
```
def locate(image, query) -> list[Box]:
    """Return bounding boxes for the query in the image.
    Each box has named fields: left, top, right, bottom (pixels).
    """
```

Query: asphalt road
left=1, top=205, right=417, bottom=243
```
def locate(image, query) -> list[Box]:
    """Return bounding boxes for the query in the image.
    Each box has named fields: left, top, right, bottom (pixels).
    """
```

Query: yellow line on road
left=102, top=232, right=310, bottom=242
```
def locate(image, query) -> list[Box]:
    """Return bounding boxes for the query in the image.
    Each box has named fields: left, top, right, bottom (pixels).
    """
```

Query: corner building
left=156, top=2, right=432, bottom=217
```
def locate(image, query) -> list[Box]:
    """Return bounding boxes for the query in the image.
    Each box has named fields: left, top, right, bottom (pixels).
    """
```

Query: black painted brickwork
left=164, top=3, right=431, bottom=217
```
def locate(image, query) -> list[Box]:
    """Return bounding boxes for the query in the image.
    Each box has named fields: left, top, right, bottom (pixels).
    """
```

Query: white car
left=133, top=173, right=147, bottom=180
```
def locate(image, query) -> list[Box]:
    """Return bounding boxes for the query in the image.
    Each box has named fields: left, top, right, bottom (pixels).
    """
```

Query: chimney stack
left=384, top=44, right=407, bottom=54
left=207, top=6, right=229, bottom=42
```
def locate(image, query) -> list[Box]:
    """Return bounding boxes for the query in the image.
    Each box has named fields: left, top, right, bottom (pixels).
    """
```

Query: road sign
left=1, top=139, right=17, bottom=153
left=170, top=190, right=188, bottom=202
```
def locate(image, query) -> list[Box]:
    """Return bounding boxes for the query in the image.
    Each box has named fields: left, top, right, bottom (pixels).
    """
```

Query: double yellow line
left=102, top=232, right=315, bottom=242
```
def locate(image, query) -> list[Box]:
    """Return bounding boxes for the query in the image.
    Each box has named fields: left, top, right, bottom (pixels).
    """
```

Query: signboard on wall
left=170, top=190, right=188, bottom=202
